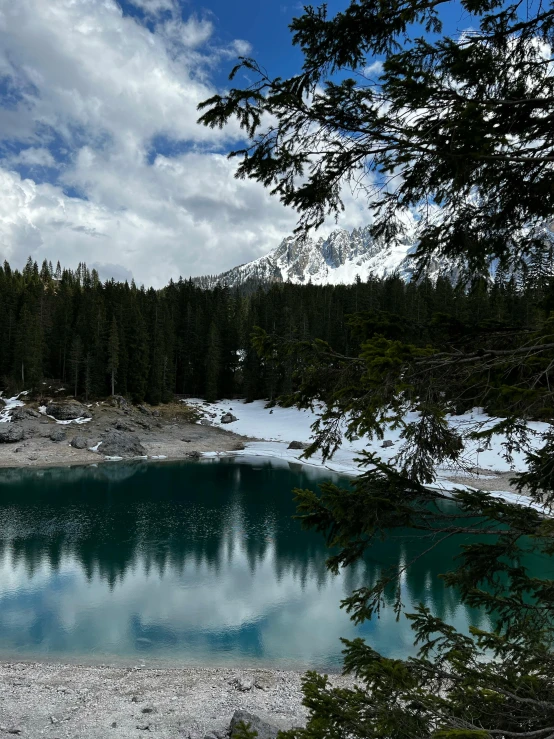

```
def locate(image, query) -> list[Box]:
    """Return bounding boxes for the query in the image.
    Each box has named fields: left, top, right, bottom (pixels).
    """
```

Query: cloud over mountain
left=0, top=0, right=311, bottom=285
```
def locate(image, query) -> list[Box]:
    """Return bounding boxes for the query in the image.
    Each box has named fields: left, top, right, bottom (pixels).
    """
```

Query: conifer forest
left=2, top=256, right=554, bottom=421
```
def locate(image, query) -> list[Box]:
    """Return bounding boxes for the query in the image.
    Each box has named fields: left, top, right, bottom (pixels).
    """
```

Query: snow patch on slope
left=0, top=393, right=25, bottom=423
left=194, top=222, right=423, bottom=289
left=194, top=218, right=554, bottom=290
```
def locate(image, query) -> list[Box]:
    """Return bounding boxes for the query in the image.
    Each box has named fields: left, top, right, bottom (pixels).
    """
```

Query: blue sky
left=118, top=0, right=308, bottom=81
left=0, top=0, right=479, bottom=286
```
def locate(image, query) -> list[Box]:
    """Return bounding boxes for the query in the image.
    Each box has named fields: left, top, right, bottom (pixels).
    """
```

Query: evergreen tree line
left=1, top=255, right=553, bottom=413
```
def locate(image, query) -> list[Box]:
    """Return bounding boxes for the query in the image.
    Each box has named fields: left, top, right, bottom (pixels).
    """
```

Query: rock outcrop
left=193, top=222, right=420, bottom=289
left=110, top=395, right=130, bottom=410
left=0, top=425, right=24, bottom=443
left=11, top=407, right=40, bottom=421
left=98, top=430, right=146, bottom=457
left=46, top=402, right=92, bottom=421
left=70, top=435, right=88, bottom=449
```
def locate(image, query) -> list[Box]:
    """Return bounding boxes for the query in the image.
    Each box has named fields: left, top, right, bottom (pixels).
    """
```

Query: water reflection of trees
left=0, top=458, right=535, bottom=627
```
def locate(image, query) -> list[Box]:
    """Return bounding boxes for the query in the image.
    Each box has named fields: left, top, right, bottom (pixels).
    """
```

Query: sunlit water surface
left=0, top=457, right=495, bottom=668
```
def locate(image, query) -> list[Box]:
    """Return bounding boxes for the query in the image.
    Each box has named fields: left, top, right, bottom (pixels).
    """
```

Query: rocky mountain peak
left=192, top=223, right=420, bottom=290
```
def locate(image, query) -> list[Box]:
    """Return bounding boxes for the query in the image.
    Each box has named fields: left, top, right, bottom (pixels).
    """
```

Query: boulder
left=50, top=429, right=66, bottom=442
left=0, top=425, right=24, bottom=443
left=111, top=395, right=130, bottom=410
left=70, top=435, right=88, bottom=449
left=200, top=419, right=212, bottom=426
left=230, top=711, right=280, bottom=739
left=287, top=440, right=308, bottom=450
left=46, top=402, right=92, bottom=421
left=113, top=420, right=135, bottom=432
left=137, top=405, right=151, bottom=416
left=11, top=407, right=40, bottom=420
left=10, top=408, right=28, bottom=421
left=382, top=440, right=394, bottom=448
left=221, top=413, right=238, bottom=424
left=99, top=430, right=146, bottom=458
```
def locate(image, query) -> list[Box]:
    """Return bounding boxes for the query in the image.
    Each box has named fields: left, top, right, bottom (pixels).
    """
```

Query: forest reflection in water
left=0, top=457, right=495, bottom=668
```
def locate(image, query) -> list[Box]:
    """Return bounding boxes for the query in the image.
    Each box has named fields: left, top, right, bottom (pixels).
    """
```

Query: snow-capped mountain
left=194, top=224, right=422, bottom=290
left=193, top=219, right=554, bottom=290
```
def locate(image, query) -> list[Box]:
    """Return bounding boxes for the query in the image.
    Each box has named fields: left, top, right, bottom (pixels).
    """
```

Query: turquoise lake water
left=0, top=457, right=497, bottom=669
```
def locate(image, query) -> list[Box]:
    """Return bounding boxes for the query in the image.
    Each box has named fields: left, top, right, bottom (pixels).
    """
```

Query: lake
left=0, top=457, right=492, bottom=669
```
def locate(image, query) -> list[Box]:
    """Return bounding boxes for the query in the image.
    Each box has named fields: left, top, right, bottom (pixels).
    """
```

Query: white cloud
left=161, top=15, right=214, bottom=49
left=8, top=147, right=57, bottom=168
left=363, top=60, right=384, bottom=78
left=127, top=0, right=177, bottom=15
left=0, top=0, right=299, bottom=284
left=0, top=157, right=299, bottom=286
left=0, top=0, right=368, bottom=287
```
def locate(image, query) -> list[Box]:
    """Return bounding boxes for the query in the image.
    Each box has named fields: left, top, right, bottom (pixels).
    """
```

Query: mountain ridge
left=193, top=223, right=421, bottom=290
left=192, top=219, right=554, bottom=290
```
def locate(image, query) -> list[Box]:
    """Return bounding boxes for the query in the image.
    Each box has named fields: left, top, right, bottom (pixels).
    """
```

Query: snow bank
left=186, top=398, right=551, bottom=511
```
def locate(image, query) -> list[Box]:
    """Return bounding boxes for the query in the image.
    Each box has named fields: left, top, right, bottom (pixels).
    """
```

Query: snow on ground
left=0, top=393, right=25, bottom=423
left=1, top=391, right=549, bottom=511
left=187, top=399, right=551, bottom=511
left=37, top=405, right=92, bottom=425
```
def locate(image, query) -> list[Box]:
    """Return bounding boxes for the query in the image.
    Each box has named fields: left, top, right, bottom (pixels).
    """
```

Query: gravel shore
left=0, top=398, right=250, bottom=470
left=0, top=662, right=354, bottom=738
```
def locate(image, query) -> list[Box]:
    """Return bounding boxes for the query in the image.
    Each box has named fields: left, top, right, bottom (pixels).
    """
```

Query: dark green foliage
left=107, top=316, right=119, bottom=397
left=197, top=1, right=554, bottom=720
left=270, top=460, right=554, bottom=738
left=3, top=258, right=554, bottom=417
left=198, top=0, right=554, bottom=277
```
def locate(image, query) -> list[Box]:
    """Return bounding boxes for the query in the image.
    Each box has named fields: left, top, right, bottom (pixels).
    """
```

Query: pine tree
left=84, top=352, right=93, bottom=402
left=205, top=321, right=220, bottom=402
left=107, top=317, right=119, bottom=397
left=14, top=303, right=42, bottom=388
left=69, top=335, right=83, bottom=397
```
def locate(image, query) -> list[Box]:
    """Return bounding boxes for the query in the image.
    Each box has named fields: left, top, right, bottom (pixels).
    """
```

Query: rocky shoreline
left=0, top=392, right=534, bottom=501
left=0, top=662, right=354, bottom=739
left=0, top=394, right=251, bottom=471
